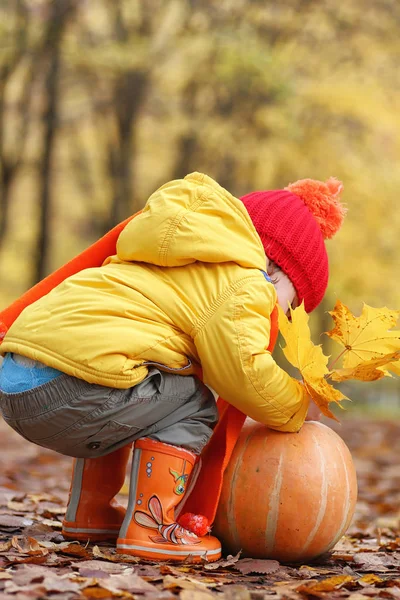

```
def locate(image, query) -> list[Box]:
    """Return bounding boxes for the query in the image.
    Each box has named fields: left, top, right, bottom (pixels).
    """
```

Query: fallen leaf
left=71, top=559, right=127, bottom=575
left=7, top=501, right=34, bottom=512
left=40, top=518, right=63, bottom=529
left=353, top=552, right=400, bottom=572
left=58, top=542, right=92, bottom=558
left=278, top=303, right=348, bottom=419
left=27, top=493, right=64, bottom=504
left=296, top=575, right=354, bottom=595
left=163, top=575, right=216, bottom=592
left=82, top=587, right=113, bottom=599
left=0, top=541, right=12, bottom=552
left=4, top=553, right=49, bottom=566
left=98, top=573, right=157, bottom=594
left=180, top=591, right=216, bottom=600
left=235, top=558, right=280, bottom=575
left=10, top=563, right=49, bottom=585
left=76, top=569, right=110, bottom=580
left=221, top=586, right=251, bottom=600
left=42, top=574, right=81, bottom=593
left=133, top=564, right=163, bottom=579
left=92, top=545, right=139, bottom=564
left=23, top=522, right=60, bottom=541
left=4, top=580, right=47, bottom=595
left=0, top=514, right=33, bottom=530
left=11, top=536, right=49, bottom=557
left=204, top=551, right=242, bottom=571
left=359, top=573, right=383, bottom=585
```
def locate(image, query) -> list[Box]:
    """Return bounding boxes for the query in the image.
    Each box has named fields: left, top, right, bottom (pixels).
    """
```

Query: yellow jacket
left=2, top=172, right=309, bottom=431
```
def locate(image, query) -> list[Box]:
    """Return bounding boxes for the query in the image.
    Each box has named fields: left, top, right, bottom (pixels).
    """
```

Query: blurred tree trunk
left=103, top=1, right=150, bottom=231
left=34, top=0, right=76, bottom=284
left=0, top=0, right=29, bottom=250
left=107, top=69, right=148, bottom=226
left=171, top=80, right=201, bottom=180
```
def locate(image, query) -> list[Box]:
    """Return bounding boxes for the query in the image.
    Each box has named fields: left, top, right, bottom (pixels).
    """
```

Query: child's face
left=269, top=268, right=298, bottom=315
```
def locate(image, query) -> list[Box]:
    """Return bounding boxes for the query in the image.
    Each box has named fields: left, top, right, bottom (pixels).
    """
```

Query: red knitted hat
left=241, top=178, right=346, bottom=312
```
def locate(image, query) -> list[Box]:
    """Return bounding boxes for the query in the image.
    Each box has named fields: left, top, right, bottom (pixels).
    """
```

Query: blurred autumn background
left=0, top=0, right=399, bottom=415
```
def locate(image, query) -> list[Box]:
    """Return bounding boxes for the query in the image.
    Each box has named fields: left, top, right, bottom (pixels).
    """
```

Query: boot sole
left=116, top=540, right=221, bottom=562
left=62, top=525, right=120, bottom=542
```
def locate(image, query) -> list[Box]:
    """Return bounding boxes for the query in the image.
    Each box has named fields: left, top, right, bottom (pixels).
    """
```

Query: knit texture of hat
left=241, top=178, right=346, bottom=312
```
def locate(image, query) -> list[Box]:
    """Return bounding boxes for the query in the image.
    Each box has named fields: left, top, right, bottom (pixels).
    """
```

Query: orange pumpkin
left=213, top=420, right=357, bottom=563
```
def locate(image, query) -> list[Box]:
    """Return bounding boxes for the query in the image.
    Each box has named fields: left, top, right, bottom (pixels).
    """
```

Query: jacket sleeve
left=193, top=275, right=309, bottom=432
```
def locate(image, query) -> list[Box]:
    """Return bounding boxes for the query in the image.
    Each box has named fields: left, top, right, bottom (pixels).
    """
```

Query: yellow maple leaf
left=278, top=304, right=348, bottom=420
left=330, top=351, right=400, bottom=382
left=326, top=300, right=400, bottom=381
left=388, top=360, right=400, bottom=377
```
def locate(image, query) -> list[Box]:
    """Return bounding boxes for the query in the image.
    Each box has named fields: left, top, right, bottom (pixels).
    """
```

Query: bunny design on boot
left=134, top=495, right=200, bottom=545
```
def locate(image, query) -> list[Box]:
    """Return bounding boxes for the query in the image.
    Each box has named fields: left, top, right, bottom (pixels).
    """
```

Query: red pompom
left=285, top=177, right=346, bottom=239
left=178, top=513, right=211, bottom=536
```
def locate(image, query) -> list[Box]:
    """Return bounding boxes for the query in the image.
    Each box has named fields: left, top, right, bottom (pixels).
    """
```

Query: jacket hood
left=116, top=172, right=267, bottom=271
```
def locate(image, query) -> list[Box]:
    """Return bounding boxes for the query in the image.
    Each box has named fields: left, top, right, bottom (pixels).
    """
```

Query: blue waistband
left=0, top=353, right=62, bottom=393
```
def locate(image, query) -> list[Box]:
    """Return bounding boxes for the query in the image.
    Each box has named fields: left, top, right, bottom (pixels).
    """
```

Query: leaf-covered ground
left=1, top=417, right=400, bottom=600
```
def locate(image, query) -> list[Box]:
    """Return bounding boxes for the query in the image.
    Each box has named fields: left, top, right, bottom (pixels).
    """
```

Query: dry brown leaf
left=0, top=514, right=33, bottom=530
left=163, top=574, right=216, bottom=592
left=4, top=553, right=49, bottom=566
left=71, top=559, right=127, bottom=575
left=353, top=552, right=400, bottom=572
left=83, top=587, right=115, bottom=599
left=98, top=573, right=157, bottom=595
left=359, top=573, right=383, bottom=585
left=42, top=574, right=81, bottom=594
left=92, top=545, right=139, bottom=564
left=9, top=563, right=50, bottom=585
left=235, top=558, right=280, bottom=575
left=27, top=493, right=64, bottom=504
left=7, top=501, right=33, bottom=512
left=222, top=586, right=252, bottom=600
left=3, top=580, right=47, bottom=595
left=180, top=591, right=216, bottom=600
left=40, top=518, right=63, bottom=529
left=0, top=541, right=12, bottom=552
left=204, top=551, right=242, bottom=571
left=296, top=574, right=353, bottom=595
left=58, top=542, right=92, bottom=558
left=11, top=536, right=49, bottom=557
left=71, top=575, right=100, bottom=588
left=39, top=540, right=92, bottom=559
left=39, top=505, right=67, bottom=517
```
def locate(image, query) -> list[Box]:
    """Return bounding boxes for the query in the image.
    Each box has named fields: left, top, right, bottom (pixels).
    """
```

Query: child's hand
left=305, top=399, right=322, bottom=422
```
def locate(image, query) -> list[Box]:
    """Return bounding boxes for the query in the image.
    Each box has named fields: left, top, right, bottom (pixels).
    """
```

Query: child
left=0, top=172, right=345, bottom=562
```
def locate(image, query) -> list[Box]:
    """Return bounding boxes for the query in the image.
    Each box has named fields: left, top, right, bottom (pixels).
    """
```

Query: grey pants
left=0, top=369, right=218, bottom=457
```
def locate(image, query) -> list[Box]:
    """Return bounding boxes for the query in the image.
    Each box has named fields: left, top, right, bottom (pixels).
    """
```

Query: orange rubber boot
left=62, top=444, right=131, bottom=541
left=117, top=438, right=221, bottom=562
